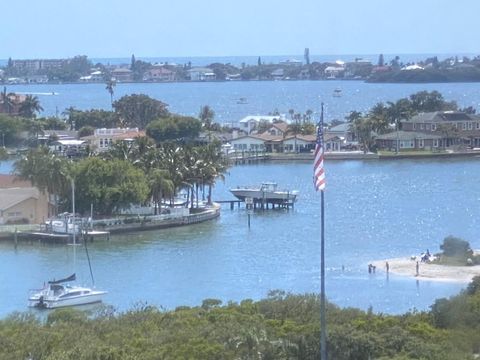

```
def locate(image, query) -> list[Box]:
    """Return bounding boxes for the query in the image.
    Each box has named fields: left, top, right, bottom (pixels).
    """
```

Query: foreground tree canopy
left=3, top=279, right=480, bottom=360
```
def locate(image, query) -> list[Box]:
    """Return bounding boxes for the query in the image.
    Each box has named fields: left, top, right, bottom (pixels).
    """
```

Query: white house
left=238, top=115, right=288, bottom=134
left=188, top=67, right=216, bottom=81
left=230, top=135, right=267, bottom=152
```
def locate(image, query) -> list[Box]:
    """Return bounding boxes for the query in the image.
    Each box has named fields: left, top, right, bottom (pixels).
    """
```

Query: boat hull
left=29, top=288, right=107, bottom=309
left=230, top=189, right=298, bottom=204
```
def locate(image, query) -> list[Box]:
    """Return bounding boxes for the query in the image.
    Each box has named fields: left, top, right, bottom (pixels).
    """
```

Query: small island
left=372, top=236, right=480, bottom=283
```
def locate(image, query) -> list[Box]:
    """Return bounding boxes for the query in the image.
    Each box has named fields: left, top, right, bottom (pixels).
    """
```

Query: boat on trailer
left=28, top=274, right=107, bottom=309
left=229, top=182, right=299, bottom=204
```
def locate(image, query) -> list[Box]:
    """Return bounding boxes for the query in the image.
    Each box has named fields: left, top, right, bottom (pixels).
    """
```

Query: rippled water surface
left=1, top=158, right=478, bottom=317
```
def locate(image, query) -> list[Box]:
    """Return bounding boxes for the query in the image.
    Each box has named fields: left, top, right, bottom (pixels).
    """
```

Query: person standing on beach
left=386, top=261, right=389, bottom=273
left=416, top=261, right=419, bottom=276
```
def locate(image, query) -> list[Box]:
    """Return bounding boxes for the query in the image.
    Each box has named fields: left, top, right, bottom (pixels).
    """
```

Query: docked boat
left=28, top=274, right=107, bottom=309
left=230, top=182, right=299, bottom=204
left=333, top=88, right=342, bottom=97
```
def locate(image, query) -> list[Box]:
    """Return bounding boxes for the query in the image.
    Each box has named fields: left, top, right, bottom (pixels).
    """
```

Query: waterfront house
left=0, top=175, right=54, bottom=224
left=401, top=111, right=480, bottom=148
left=79, top=71, right=104, bottom=82
left=271, top=68, right=285, bottom=80
left=143, top=67, right=175, bottom=82
left=375, top=131, right=442, bottom=151
left=324, top=65, right=345, bottom=79
left=230, top=134, right=267, bottom=152
left=81, top=128, right=145, bottom=152
left=238, top=115, right=288, bottom=134
left=261, top=121, right=289, bottom=137
left=111, top=68, right=133, bottom=82
left=326, top=122, right=356, bottom=145
left=283, top=134, right=316, bottom=152
left=188, top=67, right=216, bottom=81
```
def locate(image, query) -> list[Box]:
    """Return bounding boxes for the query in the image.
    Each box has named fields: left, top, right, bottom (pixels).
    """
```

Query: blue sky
left=1, top=0, right=478, bottom=59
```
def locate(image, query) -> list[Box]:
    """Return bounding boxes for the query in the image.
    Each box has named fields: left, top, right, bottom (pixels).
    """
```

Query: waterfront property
left=0, top=175, right=54, bottom=225
left=81, top=128, right=145, bottom=152
left=375, top=131, right=442, bottom=151
left=400, top=110, right=480, bottom=148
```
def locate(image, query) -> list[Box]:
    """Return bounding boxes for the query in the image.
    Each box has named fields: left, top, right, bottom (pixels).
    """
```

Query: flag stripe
left=313, top=116, right=326, bottom=191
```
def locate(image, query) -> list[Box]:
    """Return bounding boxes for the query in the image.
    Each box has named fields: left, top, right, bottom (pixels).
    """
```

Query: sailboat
left=28, top=179, right=107, bottom=309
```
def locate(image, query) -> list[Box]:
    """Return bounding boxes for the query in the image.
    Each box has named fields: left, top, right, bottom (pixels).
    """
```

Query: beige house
left=81, top=128, right=146, bottom=152
left=0, top=175, right=54, bottom=224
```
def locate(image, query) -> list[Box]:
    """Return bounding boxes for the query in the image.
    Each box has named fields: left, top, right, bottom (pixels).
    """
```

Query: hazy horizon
left=1, top=0, right=478, bottom=59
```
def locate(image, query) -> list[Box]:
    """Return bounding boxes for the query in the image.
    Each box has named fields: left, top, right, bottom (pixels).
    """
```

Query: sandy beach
left=371, top=257, right=480, bottom=283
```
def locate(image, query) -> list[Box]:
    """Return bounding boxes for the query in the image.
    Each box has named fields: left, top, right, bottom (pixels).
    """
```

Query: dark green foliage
left=113, top=94, right=169, bottom=129
left=440, top=235, right=472, bottom=258
left=77, top=125, right=95, bottom=137
left=69, top=109, right=118, bottom=130
left=72, top=157, right=149, bottom=215
left=146, top=115, right=201, bottom=143
left=1, top=288, right=480, bottom=359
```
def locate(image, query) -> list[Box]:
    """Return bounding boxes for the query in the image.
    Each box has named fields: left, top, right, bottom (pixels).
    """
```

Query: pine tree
left=131, top=54, right=136, bottom=70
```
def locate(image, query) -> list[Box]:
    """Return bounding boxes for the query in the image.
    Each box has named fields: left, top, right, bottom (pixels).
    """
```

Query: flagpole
left=320, top=103, right=327, bottom=360
left=320, top=189, right=327, bottom=359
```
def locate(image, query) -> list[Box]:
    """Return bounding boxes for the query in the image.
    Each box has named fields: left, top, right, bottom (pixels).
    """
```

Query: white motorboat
left=230, top=182, right=299, bottom=204
left=28, top=274, right=107, bottom=309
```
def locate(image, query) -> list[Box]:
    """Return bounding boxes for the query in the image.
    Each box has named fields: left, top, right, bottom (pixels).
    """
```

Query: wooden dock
left=215, top=199, right=295, bottom=210
left=16, top=230, right=110, bottom=244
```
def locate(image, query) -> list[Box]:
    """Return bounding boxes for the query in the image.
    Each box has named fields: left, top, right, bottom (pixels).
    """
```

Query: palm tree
left=198, top=105, right=215, bottom=130
left=19, top=95, right=44, bottom=118
left=27, top=120, right=45, bottom=146
left=14, top=147, right=71, bottom=215
left=105, top=79, right=116, bottom=108
left=149, top=169, right=174, bottom=215
left=62, top=106, right=78, bottom=130
left=1, top=87, right=18, bottom=115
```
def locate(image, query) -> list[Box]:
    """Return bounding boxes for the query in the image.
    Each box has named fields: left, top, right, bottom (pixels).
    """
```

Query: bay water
left=6, top=79, right=480, bottom=124
left=0, top=157, right=478, bottom=317
left=1, top=78, right=480, bottom=317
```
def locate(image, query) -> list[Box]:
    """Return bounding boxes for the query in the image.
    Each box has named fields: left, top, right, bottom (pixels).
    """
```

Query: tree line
left=3, top=277, right=480, bottom=359
left=346, top=90, right=475, bottom=152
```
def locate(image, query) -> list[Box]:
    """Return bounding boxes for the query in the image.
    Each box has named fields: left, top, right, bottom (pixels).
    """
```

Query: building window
left=476, top=122, right=480, bottom=130
left=419, top=139, right=424, bottom=148
left=433, top=139, right=438, bottom=147
left=462, top=122, right=467, bottom=130
left=420, top=124, right=424, bottom=130
left=99, top=139, right=104, bottom=147
left=432, top=123, right=436, bottom=131
left=468, top=122, right=473, bottom=130
left=413, top=123, right=416, bottom=130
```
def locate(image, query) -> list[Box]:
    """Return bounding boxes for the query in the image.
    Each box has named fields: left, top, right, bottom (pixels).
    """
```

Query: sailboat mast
left=71, top=178, right=76, bottom=271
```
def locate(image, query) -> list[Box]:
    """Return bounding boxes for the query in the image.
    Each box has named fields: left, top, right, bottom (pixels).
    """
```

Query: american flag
left=314, top=120, right=326, bottom=191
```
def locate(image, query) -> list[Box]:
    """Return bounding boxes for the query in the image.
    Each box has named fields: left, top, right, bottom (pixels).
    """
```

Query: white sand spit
left=371, top=257, right=480, bottom=283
